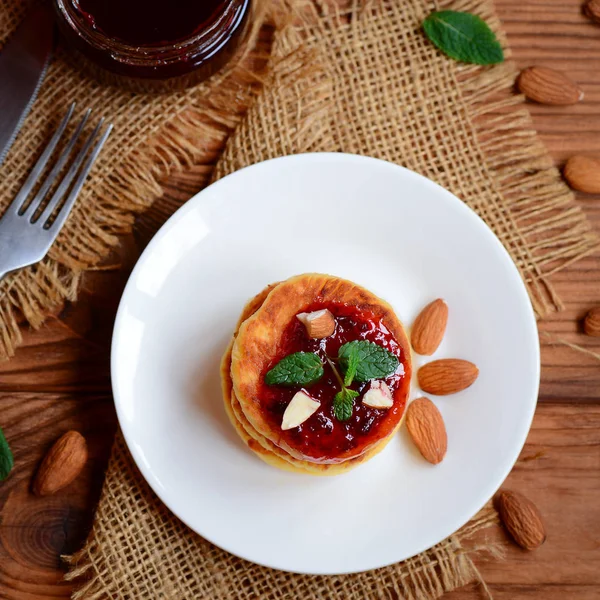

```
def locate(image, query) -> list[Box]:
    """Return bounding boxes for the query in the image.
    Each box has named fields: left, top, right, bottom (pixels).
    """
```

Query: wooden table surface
left=1, top=1, right=599, bottom=598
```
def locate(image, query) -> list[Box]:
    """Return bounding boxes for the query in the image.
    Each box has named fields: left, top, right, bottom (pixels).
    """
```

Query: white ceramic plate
left=112, top=153, right=539, bottom=575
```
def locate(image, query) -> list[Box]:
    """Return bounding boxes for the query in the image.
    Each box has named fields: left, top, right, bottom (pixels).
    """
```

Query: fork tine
left=37, top=117, right=105, bottom=226
left=8, top=103, right=75, bottom=216
left=43, top=123, right=112, bottom=235
left=23, top=108, right=91, bottom=220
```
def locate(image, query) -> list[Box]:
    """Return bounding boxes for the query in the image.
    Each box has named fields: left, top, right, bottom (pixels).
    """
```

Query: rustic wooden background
left=1, top=0, right=599, bottom=597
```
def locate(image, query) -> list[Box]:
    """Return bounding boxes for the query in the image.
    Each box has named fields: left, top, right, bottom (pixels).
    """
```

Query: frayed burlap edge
left=64, top=431, right=503, bottom=600
left=0, top=1, right=269, bottom=360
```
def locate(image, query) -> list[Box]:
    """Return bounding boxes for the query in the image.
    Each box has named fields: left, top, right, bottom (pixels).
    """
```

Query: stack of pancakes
left=220, top=273, right=412, bottom=475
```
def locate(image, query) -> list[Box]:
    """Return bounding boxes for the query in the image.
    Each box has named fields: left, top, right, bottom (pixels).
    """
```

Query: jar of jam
left=53, top=0, right=253, bottom=92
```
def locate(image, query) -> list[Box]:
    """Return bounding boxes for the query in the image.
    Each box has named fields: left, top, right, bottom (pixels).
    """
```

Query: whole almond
left=418, top=359, right=479, bottom=395
left=517, top=66, right=583, bottom=105
left=406, top=397, right=447, bottom=464
left=411, top=299, right=448, bottom=355
left=496, top=490, right=546, bottom=550
left=33, top=430, right=88, bottom=496
left=585, top=0, right=600, bottom=23
left=584, top=307, right=600, bottom=337
left=563, top=156, right=600, bottom=194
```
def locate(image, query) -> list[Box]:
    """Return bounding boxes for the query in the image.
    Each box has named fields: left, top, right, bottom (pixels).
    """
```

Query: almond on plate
left=405, top=397, right=447, bottom=464
left=296, top=309, right=336, bottom=338
left=496, top=490, right=546, bottom=550
left=418, top=359, right=478, bottom=395
left=411, top=299, right=448, bottom=355
left=33, top=430, right=88, bottom=496
left=563, top=156, right=600, bottom=194
left=517, top=66, right=583, bottom=105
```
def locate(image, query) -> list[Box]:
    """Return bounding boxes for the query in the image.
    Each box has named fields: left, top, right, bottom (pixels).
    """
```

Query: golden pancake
left=222, top=334, right=394, bottom=475
left=220, top=283, right=391, bottom=474
left=224, top=274, right=412, bottom=473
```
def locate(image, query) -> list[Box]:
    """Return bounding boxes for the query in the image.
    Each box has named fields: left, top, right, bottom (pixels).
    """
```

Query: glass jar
left=53, top=0, right=253, bottom=92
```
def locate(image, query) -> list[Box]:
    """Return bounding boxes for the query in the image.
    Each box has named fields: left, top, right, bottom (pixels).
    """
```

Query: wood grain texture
left=446, top=405, right=600, bottom=599
left=0, top=393, right=116, bottom=600
left=0, top=0, right=599, bottom=597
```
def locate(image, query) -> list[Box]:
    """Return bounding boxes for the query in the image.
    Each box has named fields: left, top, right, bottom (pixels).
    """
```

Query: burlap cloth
left=0, top=0, right=597, bottom=597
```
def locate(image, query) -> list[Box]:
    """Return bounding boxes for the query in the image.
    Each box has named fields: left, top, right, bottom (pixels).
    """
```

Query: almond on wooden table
left=563, top=156, right=600, bottom=194
left=584, top=307, right=600, bottom=337
left=411, top=299, right=448, bottom=355
left=496, top=490, right=546, bottom=550
left=33, top=430, right=88, bottom=496
left=405, top=397, right=447, bottom=464
left=585, top=0, right=600, bottom=23
left=418, top=359, right=479, bottom=395
left=517, top=66, right=584, bottom=105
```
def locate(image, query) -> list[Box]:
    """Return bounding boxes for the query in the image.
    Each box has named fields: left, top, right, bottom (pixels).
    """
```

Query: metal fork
left=0, top=103, right=113, bottom=280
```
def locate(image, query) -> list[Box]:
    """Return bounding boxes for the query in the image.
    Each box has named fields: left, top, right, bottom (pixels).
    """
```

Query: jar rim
left=54, top=0, right=243, bottom=65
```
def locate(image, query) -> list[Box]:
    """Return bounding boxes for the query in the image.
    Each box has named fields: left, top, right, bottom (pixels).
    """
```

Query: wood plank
left=0, top=238, right=138, bottom=394
left=0, top=393, right=117, bottom=600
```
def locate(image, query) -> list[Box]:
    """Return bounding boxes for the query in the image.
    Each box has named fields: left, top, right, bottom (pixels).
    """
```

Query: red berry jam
left=53, top=0, right=252, bottom=91
left=72, top=0, right=229, bottom=46
left=259, top=303, right=410, bottom=462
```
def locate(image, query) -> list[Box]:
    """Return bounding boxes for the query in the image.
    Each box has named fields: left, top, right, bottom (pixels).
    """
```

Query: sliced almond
left=517, top=66, right=583, bottom=105
left=296, top=309, right=336, bottom=338
left=281, top=391, right=320, bottom=430
left=405, top=397, right=447, bottom=464
left=411, top=299, right=448, bottom=355
left=418, top=359, right=479, bottom=395
left=362, top=380, right=393, bottom=409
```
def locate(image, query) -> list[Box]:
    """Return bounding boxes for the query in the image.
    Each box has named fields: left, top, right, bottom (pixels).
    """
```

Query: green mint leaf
left=0, top=427, right=14, bottom=482
left=343, top=345, right=360, bottom=386
left=339, top=340, right=399, bottom=382
left=265, top=352, right=324, bottom=386
left=333, top=388, right=359, bottom=422
left=423, top=11, right=504, bottom=66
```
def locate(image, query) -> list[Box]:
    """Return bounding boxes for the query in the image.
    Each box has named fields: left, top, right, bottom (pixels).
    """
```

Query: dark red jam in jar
left=260, top=302, right=410, bottom=463
left=53, top=0, right=252, bottom=91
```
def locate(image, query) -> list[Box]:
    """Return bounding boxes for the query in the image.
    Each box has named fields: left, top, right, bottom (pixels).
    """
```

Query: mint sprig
left=0, top=427, right=14, bottom=482
left=423, top=11, right=504, bottom=66
left=333, top=388, right=359, bottom=422
left=334, top=342, right=398, bottom=421
left=339, top=340, right=399, bottom=382
left=265, top=352, right=324, bottom=386
left=343, top=344, right=360, bottom=386
left=326, top=355, right=358, bottom=422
